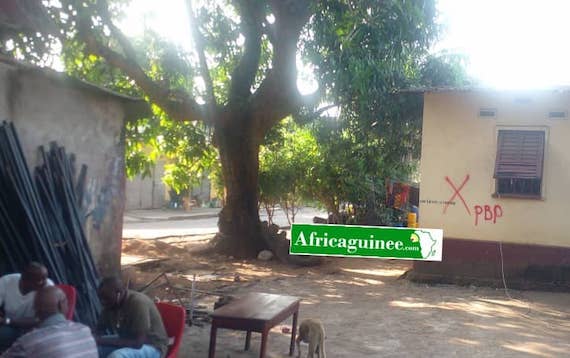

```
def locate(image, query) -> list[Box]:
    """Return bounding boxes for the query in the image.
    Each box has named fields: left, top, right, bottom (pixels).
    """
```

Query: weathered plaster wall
left=0, top=64, right=128, bottom=276
left=419, top=90, right=570, bottom=248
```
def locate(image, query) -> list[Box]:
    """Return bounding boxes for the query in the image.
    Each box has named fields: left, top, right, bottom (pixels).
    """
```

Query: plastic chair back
left=55, top=284, right=77, bottom=320
left=156, top=302, right=186, bottom=358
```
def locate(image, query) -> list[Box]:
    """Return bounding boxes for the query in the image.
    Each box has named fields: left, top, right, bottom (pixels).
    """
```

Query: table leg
left=289, top=309, right=299, bottom=356
left=259, top=329, right=269, bottom=358
left=245, top=331, right=252, bottom=351
left=208, top=323, right=217, bottom=358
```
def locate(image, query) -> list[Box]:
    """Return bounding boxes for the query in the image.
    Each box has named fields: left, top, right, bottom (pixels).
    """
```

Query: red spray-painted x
left=443, top=175, right=471, bottom=215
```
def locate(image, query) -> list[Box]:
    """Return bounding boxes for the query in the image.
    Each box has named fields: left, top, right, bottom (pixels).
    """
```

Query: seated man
left=0, top=262, right=54, bottom=352
left=96, top=277, right=168, bottom=358
left=1, top=286, right=97, bottom=357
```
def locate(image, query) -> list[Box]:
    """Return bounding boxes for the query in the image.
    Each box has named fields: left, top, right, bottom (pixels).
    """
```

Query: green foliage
left=151, top=105, right=217, bottom=194
left=287, top=2, right=470, bottom=223
left=299, top=58, right=468, bottom=224
left=2, top=0, right=465, bottom=225
left=195, top=1, right=240, bottom=104
left=305, top=116, right=386, bottom=218
left=290, top=0, right=434, bottom=221
left=44, top=1, right=241, bottom=196
left=192, top=0, right=273, bottom=104
left=304, top=0, right=437, bottom=117
left=259, top=117, right=318, bottom=224
left=420, top=52, right=472, bottom=87
left=59, top=16, right=217, bottom=195
left=124, top=107, right=218, bottom=195
left=124, top=117, right=158, bottom=178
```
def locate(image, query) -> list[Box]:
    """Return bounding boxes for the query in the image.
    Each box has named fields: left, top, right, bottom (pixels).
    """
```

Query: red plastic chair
left=156, top=302, right=186, bottom=358
left=55, top=284, right=77, bottom=320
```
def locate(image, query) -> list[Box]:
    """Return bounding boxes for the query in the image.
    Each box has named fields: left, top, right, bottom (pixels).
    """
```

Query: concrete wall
left=125, top=161, right=168, bottom=210
left=419, top=90, right=570, bottom=248
left=191, top=176, right=212, bottom=204
left=0, top=61, right=136, bottom=276
left=125, top=160, right=213, bottom=210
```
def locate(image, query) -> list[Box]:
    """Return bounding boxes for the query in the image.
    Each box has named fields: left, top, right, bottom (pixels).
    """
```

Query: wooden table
left=208, top=292, right=301, bottom=358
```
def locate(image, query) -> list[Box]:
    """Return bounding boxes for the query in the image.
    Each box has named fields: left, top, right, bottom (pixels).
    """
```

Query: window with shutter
left=494, top=130, right=545, bottom=198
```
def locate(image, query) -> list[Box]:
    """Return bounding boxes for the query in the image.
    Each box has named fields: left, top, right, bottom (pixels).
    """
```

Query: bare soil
left=122, top=236, right=570, bottom=357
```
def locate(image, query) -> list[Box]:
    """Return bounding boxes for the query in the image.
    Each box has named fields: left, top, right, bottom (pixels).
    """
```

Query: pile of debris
left=135, top=271, right=253, bottom=327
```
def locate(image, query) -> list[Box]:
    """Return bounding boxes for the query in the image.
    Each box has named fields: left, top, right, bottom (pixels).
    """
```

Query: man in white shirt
left=0, top=262, right=54, bottom=352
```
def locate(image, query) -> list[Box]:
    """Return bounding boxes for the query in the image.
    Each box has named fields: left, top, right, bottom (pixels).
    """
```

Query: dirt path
left=122, top=237, right=570, bottom=357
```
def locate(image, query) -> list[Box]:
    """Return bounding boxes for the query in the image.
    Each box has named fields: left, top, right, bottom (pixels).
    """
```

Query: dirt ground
left=122, top=236, right=570, bottom=357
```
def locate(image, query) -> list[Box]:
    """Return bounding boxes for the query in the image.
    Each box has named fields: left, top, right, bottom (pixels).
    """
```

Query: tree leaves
left=259, top=117, right=318, bottom=222
left=1, top=0, right=467, bottom=217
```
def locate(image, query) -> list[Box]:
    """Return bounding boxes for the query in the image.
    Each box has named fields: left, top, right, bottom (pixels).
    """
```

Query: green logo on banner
left=290, top=224, right=443, bottom=261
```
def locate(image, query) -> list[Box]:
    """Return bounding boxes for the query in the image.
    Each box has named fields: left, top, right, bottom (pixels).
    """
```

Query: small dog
left=296, top=318, right=326, bottom=358
left=213, top=295, right=235, bottom=310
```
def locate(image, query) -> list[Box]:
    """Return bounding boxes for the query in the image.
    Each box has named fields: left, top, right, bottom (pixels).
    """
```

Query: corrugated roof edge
left=0, top=54, right=150, bottom=119
left=397, top=85, right=570, bottom=94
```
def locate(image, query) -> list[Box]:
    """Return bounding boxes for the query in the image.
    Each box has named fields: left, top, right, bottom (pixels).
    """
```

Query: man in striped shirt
left=1, top=286, right=97, bottom=358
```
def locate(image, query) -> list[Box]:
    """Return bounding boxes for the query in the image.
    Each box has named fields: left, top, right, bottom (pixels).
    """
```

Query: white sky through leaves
left=118, top=0, right=570, bottom=90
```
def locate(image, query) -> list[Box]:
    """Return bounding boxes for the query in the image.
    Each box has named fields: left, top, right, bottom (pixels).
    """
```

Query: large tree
left=1, top=0, right=438, bottom=257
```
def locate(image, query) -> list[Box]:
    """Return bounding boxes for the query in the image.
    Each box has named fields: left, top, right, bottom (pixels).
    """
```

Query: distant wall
left=191, top=176, right=212, bottom=205
left=125, top=161, right=167, bottom=210
left=0, top=61, right=137, bottom=276
left=125, top=161, right=213, bottom=210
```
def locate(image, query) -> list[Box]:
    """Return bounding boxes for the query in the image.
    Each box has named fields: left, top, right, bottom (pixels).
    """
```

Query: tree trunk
left=213, top=113, right=267, bottom=257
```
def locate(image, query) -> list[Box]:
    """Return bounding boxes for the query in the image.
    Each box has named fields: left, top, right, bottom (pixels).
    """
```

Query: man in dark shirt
left=95, top=277, right=168, bottom=358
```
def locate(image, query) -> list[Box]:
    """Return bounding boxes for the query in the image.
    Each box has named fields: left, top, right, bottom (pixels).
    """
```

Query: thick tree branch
left=77, top=7, right=206, bottom=123
left=186, top=0, right=217, bottom=117
left=251, top=0, right=312, bottom=133
left=228, top=0, right=264, bottom=106
left=96, top=0, right=138, bottom=61
left=305, top=101, right=337, bottom=118
left=261, top=20, right=276, bottom=44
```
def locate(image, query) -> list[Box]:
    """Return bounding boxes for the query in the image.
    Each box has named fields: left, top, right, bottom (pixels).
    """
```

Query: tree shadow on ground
left=121, top=237, right=570, bottom=357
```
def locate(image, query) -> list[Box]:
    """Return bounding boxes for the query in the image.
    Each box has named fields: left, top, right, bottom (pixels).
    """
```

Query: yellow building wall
left=419, top=90, right=570, bottom=247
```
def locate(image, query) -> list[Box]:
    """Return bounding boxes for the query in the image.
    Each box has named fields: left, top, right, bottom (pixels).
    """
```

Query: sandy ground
left=122, top=236, right=570, bottom=357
